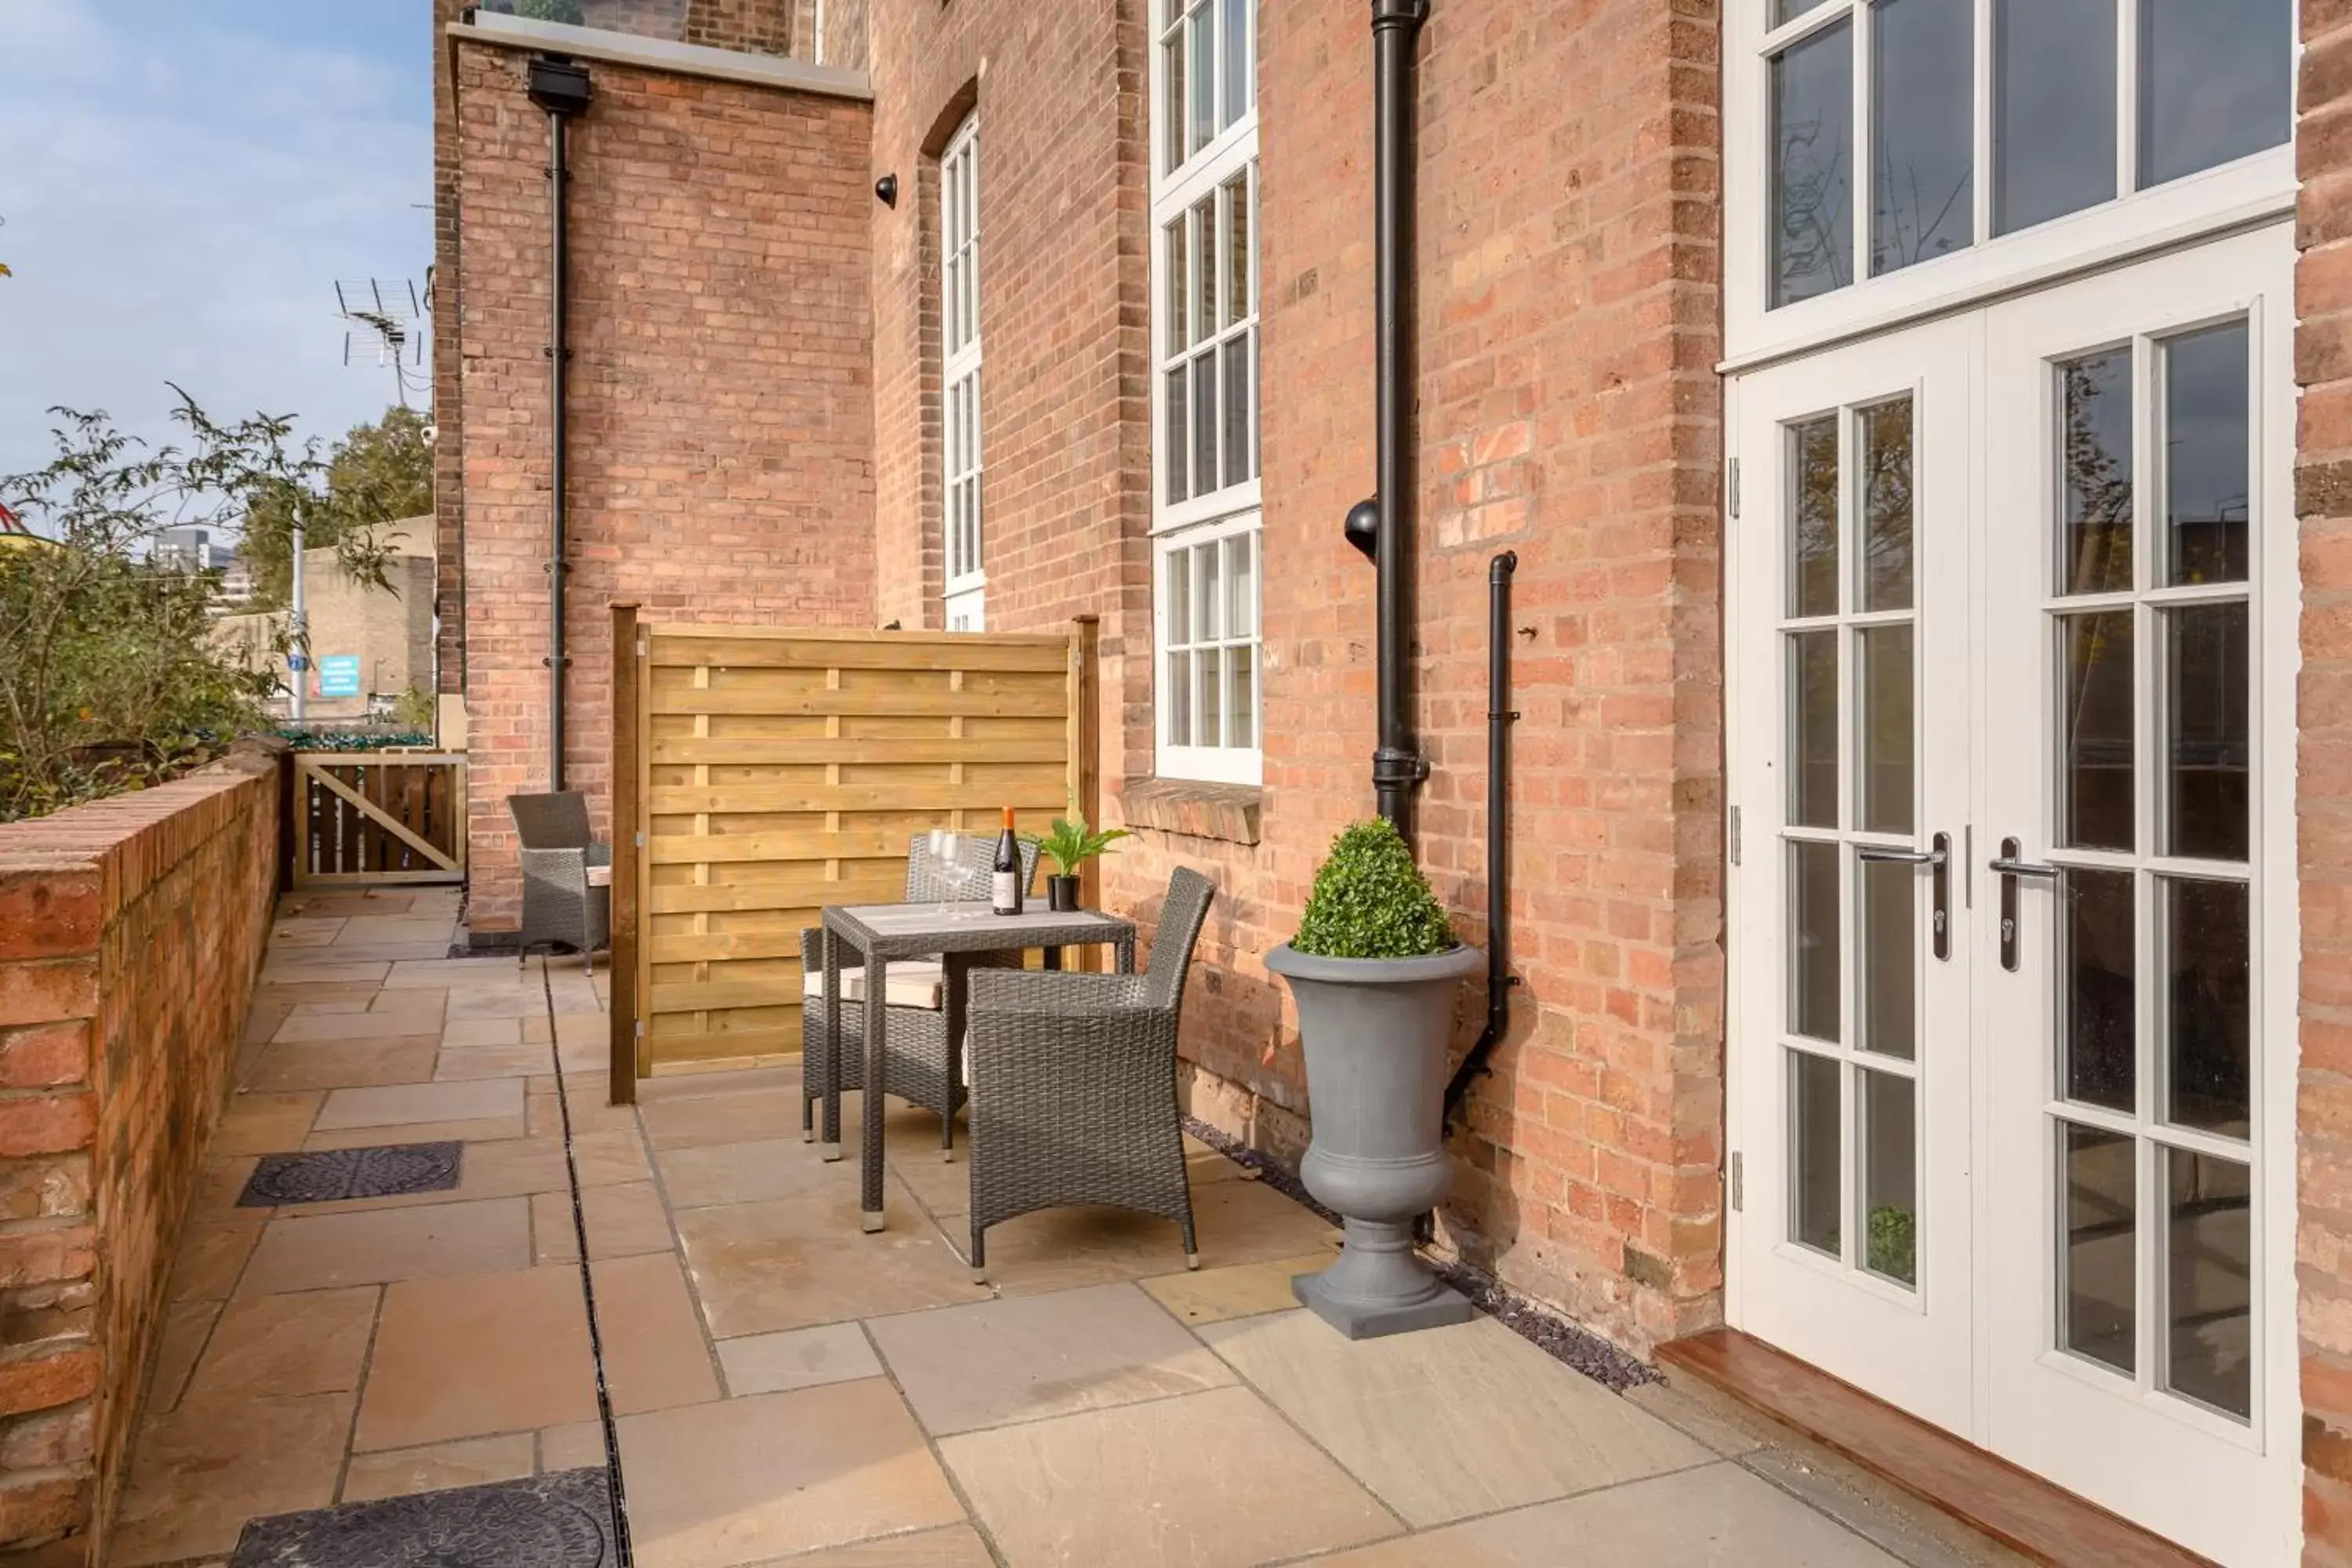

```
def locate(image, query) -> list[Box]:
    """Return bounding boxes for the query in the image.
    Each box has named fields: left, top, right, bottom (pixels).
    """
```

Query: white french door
left=1727, top=226, right=2299, bottom=1564
left=1728, top=318, right=1977, bottom=1435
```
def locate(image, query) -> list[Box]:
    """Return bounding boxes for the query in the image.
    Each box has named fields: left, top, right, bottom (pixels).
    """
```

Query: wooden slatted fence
left=292, top=753, right=468, bottom=886
left=610, top=609, right=1098, bottom=1084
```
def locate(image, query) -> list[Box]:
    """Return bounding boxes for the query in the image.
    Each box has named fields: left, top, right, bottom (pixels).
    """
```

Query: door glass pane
left=2139, top=0, right=2291, bottom=189
left=1863, top=1069, right=1918, bottom=1286
left=1869, top=0, right=1973, bottom=276
left=2059, top=612, right=2134, bottom=851
left=1790, top=630, right=1838, bottom=829
left=1166, top=550, right=1191, bottom=644
left=1858, top=398, right=1913, bottom=611
left=1994, top=0, right=2116, bottom=234
left=1861, top=858, right=1916, bottom=1061
left=2161, top=322, right=2251, bottom=586
left=1791, top=1050, right=1842, bottom=1256
left=1789, top=415, right=1840, bottom=616
left=1195, top=198, right=1218, bottom=337
left=1772, top=20, right=1855, bottom=308
left=2061, top=869, right=2136, bottom=1112
left=2060, top=350, right=2134, bottom=596
left=2162, top=1149, right=2252, bottom=1420
left=2164, top=602, right=2250, bottom=861
left=2165, top=877, right=2251, bottom=1139
left=1859, top=625, right=1914, bottom=834
left=2061, top=1122, right=2138, bottom=1377
left=1195, top=539, right=1221, bottom=641
left=1775, top=0, right=1835, bottom=22
left=1791, top=840, right=1842, bottom=1043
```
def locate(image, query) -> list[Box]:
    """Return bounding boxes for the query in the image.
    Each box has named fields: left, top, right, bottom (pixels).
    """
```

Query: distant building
left=152, top=527, right=252, bottom=612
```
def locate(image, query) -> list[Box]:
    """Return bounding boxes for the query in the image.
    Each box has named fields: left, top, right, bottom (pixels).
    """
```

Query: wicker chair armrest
left=517, top=846, right=591, bottom=892
left=967, top=968, right=1152, bottom=1015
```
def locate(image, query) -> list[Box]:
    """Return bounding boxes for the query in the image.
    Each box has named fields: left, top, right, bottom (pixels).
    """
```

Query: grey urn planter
left=1267, top=940, right=1482, bottom=1339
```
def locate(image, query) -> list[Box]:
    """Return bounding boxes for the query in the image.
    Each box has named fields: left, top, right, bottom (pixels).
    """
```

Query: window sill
left=1122, top=777, right=1262, bottom=847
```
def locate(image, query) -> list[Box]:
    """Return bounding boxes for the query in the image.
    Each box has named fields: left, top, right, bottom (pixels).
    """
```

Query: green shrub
left=1867, top=1204, right=1917, bottom=1286
left=1290, top=819, right=1456, bottom=960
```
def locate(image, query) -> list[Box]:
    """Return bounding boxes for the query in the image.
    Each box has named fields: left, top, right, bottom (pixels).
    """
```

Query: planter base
left=1291, top=1218, right=1474, bottom=1340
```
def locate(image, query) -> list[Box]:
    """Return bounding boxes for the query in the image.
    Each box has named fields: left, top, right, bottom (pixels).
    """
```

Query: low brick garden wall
left=0, top=742, right=285, bottom=1561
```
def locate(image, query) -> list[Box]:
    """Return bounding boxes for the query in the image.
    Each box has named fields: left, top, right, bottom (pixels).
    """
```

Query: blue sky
left=0, top=1, right=431, bottom=506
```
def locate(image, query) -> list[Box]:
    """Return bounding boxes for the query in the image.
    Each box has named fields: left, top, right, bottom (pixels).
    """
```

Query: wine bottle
left=992, top=808, right=1022, bottom=915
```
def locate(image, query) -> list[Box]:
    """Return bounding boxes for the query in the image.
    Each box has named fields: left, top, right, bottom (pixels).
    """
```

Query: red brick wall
left=0, top=746, right=281, bottom=1560
left=2302, top=2, right=2352, bottom=1555
left=862, top=0, right=1724, bottom=1352
left=448, top=40, right=877, bottom=930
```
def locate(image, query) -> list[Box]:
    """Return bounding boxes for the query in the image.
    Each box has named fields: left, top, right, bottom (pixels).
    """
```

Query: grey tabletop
left=817, top=902, right=1137, bottom=1231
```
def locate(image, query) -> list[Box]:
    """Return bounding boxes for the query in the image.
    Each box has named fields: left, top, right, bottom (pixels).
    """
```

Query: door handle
left=1860, top=833, right=1952, bottom=961
left=1990, top=836, right=2059, bottom=972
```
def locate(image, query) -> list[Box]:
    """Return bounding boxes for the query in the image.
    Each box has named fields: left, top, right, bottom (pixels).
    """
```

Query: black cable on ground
left=538, top=955, right=636, bottom=1566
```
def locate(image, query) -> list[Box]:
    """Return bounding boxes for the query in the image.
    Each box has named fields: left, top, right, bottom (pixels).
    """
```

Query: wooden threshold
left=1657, top=1329, right=2214, bottom=1568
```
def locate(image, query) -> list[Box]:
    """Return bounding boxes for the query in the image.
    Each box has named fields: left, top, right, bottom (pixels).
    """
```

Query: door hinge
left=1730, top=1152, right=1744, bottom=1213
left=633, top=830, right=646, bottom=849
left=1728, top=805, right=1741, bottom=866
left=636, top=637, right=649, bottom=659
left=634, top=1019, right=646, bottom=1038
left=1727, top=457, right=1740, bottom=520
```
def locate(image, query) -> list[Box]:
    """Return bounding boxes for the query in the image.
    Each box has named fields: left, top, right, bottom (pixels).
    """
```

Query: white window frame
left=1152, top=0, right=1261, bottom=785
left=942, top=112, right=985, bottom=631
left=1722, top=0, right=2296, bottom=370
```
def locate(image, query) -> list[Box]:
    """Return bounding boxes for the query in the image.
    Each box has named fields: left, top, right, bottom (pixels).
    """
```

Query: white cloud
left=0, top=1, right=431, bottom=502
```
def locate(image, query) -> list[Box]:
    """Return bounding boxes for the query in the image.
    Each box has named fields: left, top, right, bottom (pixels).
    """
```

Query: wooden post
left=609, top=603, right=643, bottom=1105
left=1069, top=616, right=1102, bottom=966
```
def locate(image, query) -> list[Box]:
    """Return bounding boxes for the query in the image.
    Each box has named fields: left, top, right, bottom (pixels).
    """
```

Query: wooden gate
left=292, top=753, right=469, bottom=886
left=610, top=610, right=1098, bottom=1083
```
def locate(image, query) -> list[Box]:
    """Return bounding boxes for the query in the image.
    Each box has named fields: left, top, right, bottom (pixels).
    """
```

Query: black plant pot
left=1047, top=874, right=1082, bottom=912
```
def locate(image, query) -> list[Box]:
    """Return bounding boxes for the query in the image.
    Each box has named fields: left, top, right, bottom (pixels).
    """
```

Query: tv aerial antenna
left=336, top=279, right=426, bottom=408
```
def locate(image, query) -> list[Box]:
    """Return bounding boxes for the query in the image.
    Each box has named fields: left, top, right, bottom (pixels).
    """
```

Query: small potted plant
left=1266, top=818, right=1480, bottom=1338
left=1022, top=810, right=1132, bottom=911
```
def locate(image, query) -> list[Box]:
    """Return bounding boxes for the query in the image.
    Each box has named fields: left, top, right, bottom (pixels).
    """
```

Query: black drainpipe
left=1369, top=0, right=1429, bottom=833
left=1444, top=551, right=1519, bottom=1130
left=528, top=56, right=590, bottom=793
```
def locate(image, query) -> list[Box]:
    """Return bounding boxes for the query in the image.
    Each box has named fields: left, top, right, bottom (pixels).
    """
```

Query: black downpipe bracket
left=529, top=56, right=590, bottom=793
left=1370, top=0, right=1429, bottom=833
left=1444, top=552, right=1519, bottom=1131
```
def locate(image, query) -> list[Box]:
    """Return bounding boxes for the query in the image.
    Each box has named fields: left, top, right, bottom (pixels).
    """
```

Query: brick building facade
left=437, top=2, right=2325, bottom=1559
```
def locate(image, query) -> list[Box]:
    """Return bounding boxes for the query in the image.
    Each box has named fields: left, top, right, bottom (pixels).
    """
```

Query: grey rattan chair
left=508, top=793, right=610, bottom=967
left=962, top=866, right=1216, bottom=1282
left=797, top=831, right=1042, bottom=1156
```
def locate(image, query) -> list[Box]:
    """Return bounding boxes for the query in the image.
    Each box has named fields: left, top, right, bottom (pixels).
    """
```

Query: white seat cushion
left=801, top=960, right=946, bottom=1011
left=585, top=866, right=612, bottom=887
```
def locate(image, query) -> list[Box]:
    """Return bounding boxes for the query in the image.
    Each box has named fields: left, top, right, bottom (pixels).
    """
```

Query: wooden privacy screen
left=292, top=753, right=468, bottom=886
left=610, top=610, right=1099, bottom=1083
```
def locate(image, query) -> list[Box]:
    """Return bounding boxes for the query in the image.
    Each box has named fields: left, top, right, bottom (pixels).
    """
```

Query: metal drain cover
left=230, top=1468, right=614, bottom=1566
left=238, top=1142, right=463, bottom=1207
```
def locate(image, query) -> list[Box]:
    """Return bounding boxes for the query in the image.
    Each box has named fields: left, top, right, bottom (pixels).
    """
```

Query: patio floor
left=114, top=889, right=2021, bottom=1568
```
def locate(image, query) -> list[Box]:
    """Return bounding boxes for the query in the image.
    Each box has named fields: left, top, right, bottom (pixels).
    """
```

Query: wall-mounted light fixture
left=874, top=173, right=899, bottom=209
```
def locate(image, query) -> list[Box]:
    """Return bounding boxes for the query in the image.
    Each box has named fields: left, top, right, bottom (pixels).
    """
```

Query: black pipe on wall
left=1444, top=550, right=1519, bottom=1129
left=528, top=56, right=590, bottom=793
left=1370, top=0, right=1430, bottom=833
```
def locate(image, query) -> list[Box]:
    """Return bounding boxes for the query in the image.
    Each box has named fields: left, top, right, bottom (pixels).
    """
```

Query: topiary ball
left=1290, top=818, right=1457, bottom=960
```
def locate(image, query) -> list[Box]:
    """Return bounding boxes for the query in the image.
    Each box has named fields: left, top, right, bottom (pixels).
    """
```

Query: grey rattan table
left=818, top=902, right=1137, bottom=1231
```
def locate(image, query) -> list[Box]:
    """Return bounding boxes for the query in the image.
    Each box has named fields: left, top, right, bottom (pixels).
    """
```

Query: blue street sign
left=318, top=655, right=362, bottom=699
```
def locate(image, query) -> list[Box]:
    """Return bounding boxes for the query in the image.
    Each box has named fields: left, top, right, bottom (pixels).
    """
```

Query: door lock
left=1988, top=836, right=2060, bottom=972
left=1859, top=832, right=1952, bottom=961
